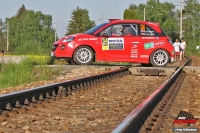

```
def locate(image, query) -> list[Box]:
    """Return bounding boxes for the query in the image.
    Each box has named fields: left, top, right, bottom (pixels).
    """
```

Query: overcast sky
left=0, top=0, right=177, bottom=38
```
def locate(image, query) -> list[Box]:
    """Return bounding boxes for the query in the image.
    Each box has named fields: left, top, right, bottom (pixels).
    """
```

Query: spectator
left=1, top=50, right=4, bottom=56
left=180, top=38, right=186, bottom=61
left=173, top=38, right=181, bottom=62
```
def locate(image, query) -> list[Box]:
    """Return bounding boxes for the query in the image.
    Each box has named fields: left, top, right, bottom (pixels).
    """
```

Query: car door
left=98, top=24, right=127, bottom=60
left=124, top=23, right=142, bottom=61
left=138, top=23, right=158, bottom=60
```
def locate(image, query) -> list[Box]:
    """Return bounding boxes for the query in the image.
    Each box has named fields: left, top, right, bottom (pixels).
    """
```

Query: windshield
left=85, top=22, right=108, bottom=34
left=160, top=28, right=167, bottom=36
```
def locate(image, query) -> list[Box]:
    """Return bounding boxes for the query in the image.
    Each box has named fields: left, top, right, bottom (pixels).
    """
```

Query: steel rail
left=0, top=67, right=129, bottom=113
left=111, top=56, right=191, bottom=133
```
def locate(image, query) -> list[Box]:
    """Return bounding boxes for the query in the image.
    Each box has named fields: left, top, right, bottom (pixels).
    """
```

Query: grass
left=0, top=57, right=61, bottom=89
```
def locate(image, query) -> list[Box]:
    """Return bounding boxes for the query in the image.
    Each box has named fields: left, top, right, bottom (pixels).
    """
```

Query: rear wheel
left=150, top=49, right=169, bottom=67
left=73, top=46, right=94, bottom=65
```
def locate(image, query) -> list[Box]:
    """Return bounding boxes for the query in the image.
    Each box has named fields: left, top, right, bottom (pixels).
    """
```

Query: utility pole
left=144, top=0, right=149, bottom=21
left=6, top=21, right=9, bottom=52
left=101, top=14, right=103, bottom=23
left=54, top=21, right=57, bottom=42
left=180, top=0, right=183, bottom=39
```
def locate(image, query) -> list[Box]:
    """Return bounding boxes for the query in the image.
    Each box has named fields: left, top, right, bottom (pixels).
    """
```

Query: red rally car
left=51, top=19, right=175, bottom=67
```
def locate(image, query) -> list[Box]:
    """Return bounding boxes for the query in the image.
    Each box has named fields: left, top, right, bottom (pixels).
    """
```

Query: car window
left=100, top=24, right=138, bottom=37
left=140, top=24, right=156, bottom=36
left=85, top=22, right=108, bottom=34
left=130, top=24, right=138, bottom=36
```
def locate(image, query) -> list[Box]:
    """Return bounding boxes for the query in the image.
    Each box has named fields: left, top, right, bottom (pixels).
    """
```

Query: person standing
left=180, top=38, right=186, bottom=61
left=173, top=38, right=181, bottom=62
left=1, top=50, right=4, bottom=56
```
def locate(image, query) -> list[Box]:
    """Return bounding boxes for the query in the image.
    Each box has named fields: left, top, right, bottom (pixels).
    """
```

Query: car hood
left=65, top=33, right=86, bottom=38
left=54, top=33, right=95, bottom=44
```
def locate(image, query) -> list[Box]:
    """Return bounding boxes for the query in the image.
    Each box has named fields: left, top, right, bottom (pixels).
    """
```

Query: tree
left=123, top=9, right=138, bottom=20
left=127, top=0, right=177, bottom=40
left=0, top=19, right=6, bottom=51
left=182, top=0, right=200, bottom=43
left=5, top=5, right=55, bottom=54
left=129, top=4, right=138, bottom=10
left=66, top=7, right=95, bottom=35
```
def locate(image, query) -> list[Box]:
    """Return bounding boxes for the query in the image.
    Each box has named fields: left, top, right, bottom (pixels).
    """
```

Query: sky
left=0, top=0, right=177, bottom=38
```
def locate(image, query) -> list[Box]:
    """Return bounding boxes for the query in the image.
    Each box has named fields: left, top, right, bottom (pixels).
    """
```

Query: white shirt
left=173, top=42, right=180, bottom=52
left=180, top=41, right=186, bottom=50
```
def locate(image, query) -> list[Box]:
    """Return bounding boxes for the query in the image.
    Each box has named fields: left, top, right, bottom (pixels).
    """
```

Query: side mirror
left=102, top=33, right=108, bottom=37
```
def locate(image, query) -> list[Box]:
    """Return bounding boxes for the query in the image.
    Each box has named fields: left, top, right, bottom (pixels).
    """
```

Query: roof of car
left=108, top=19, right=162, bottom=33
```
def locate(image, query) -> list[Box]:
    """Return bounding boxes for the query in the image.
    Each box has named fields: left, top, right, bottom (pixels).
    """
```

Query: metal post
left=7, top=21, right=9, bottom=52
left=101, top=14, right=103, bottom=23
left=54, top=21, right=57, bottom=42
left=144, top=8, right=146, bottom=21
left=180, top=0, right=183, bottom=39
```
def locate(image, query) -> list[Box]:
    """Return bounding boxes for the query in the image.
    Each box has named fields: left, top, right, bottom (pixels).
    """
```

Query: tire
left=141, top=63, right=152, bottom=67
left=150, top=49, right=169, bottom=67
left=73, top=46, right=94, bottom=65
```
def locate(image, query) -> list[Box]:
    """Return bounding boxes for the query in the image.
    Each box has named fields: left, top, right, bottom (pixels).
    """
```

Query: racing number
left=102, top=38, right=108, bottom=46
left=102, top=38, right=109, bottom=50
left=140, top=24, right=145, bottom=32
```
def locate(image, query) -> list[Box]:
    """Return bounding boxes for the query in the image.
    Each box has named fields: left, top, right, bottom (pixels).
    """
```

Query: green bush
left=185, top=42, right=200, bottom=56
left=0, top=58, right=60, bottom=89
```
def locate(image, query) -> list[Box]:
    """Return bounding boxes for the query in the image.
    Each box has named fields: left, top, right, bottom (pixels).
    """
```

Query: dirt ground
left=189, top=55, right=200, bottom=66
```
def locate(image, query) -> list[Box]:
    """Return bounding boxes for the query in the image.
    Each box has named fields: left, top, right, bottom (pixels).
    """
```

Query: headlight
left=168, top=39, right=173, bottom=45
left=62, top=37, right=74, bottom=42
left=68, top=42, right=74, bottom=48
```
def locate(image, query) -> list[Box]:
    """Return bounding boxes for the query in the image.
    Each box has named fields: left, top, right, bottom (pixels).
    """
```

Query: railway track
left=0, top=57, right=194, bottom=133
left=112, top=56, right=192, bottom=133
left=0, top=67, right=168, bottom=133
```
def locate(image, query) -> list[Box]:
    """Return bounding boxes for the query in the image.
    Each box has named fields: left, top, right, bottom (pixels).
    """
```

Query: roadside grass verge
left=0, top=57, right=60, bottom=89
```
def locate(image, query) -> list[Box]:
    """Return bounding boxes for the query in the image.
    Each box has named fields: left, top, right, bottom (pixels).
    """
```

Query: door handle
left=132, top=42, right=139, bottom=44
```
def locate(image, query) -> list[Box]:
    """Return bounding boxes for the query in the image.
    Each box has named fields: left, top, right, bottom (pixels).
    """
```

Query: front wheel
left=73, top=46, right=94, bottom=65
left=150, top=49, right=169, bottom=67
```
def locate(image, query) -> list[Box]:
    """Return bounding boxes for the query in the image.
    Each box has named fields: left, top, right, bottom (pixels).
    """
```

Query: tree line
left=0, top=0, right=200, bottom=55
left=123, top=0, right=200, bottom=54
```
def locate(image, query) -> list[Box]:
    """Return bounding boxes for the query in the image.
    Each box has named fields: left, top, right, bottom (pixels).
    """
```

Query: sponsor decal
left=131, top=49, right=138, bottom=54
left=132, top=44, right=138, bottom=48
left=78, top=38, right=97, bottom=41
left=102, top=38, right=124, bottom=50
left=144, top=42, right=154, bottom=49
left=142, top=37, right=156, bottom=39
left=154, top=40, right=165, bottom=46
left=141, top=33, right=146, bottom=35
left=144, top=41, right=165, bottom=49
left=102, top=38, right=109, bottom=50
left=131, top=54, right=138, bottom=58
left=89, top=38, right=97, bottom=40
left=156, top=36, right=159, bottom=40
left=140, top=55, right=149, bottom=58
